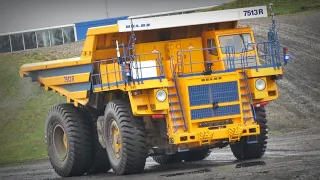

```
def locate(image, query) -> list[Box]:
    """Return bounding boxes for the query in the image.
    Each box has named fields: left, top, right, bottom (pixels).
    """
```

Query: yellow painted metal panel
left=81, top=36, right=96, bottom=61
left=179, top=38, right=205, bottom=74
left=170, top=123, right=260, bottom=145
left=40, top=84, right=89, bottom=106
left=214, top=27, right=254, bottom=36
left=128, top=89, right=167, bottom=116
left=246, top=67, right=283, bottom=77
left=93, top=79, right=169, bottom=92
left=38, top=73, right=90, bottom=86
left=184, top=72, right=239, bottom=86
left=50, top=85, right=88, bottom=99
left=19, top=57, right=91, bottom=72
left=93, top=84, right=126, bottom=92
left=86, top=24, right=119, bottom=36
left=99, top=60, right=122, bottom=86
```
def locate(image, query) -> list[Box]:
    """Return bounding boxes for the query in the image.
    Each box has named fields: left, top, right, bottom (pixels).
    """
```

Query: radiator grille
left=191, top=105, right=240, bottom=120
left=188, top=81, right=239, bottom=107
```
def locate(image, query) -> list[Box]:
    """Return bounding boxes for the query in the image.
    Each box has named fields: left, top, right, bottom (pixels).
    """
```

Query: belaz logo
left=126, top=23, right=151, bottom=29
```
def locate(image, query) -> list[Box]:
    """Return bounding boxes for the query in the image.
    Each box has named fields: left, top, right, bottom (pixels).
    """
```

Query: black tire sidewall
left=152, top=154, right=182, bottom=164
left=230, top=107, right=268, bottom=160
left=104, top=108, right=123, bottom=170
left=45, top=112, right=71, bottom=173
left=184, top=148, right=210, bottom=162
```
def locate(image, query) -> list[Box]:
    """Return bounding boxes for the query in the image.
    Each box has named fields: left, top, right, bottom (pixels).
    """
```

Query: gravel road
left=1, top=10, right=319, bottom=180
left=1, top=128, right=320, bottom=180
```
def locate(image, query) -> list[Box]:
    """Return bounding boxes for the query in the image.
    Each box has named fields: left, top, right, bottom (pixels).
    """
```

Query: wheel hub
left=53, top=124, right=67, bottom=160
left=110, top=120, right=121, bottom=159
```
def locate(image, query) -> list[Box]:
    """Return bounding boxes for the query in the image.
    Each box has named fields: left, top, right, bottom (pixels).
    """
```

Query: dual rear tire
left=46, top=101, right=148, bottom=177
left=45, top=103, right=95, bottom=177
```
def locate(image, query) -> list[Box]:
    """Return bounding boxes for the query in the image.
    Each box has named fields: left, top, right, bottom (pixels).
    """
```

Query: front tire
left=45, top=104, right=93, bottom=177
left=230, top=107, right=268, bottom=160
left=104, top=100, right=148, bottom=175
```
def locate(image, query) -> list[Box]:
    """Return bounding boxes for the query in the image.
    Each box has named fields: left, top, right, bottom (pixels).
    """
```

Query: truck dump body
left=20, top=57, right=92, bottom=105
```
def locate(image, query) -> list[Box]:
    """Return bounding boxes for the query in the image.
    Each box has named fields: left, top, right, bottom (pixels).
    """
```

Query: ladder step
left=170, top=109, right=181, bottom=112
left=241, top=86, right=247, bottom=88
left=169, top=94, right=177, bottom=96
left=242, top=94, right=250, bottom=96
left=242, top=101, right=251, bottom=104
left=243, top=116, right=254, bottom=119
left=174, top=124, right=185, bottom=127
left=243, top=109, right=251, bottom=112
left=172, top=117, right=182, bottom=120
left=169, top=102, right=179, bottom=105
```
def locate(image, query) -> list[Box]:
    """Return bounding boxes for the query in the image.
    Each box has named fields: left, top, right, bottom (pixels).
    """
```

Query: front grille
left=188, top=81, right=239, bottom=106
left=188, top=81, right=240, bottom=120
left=191, top=105, right=240, bottom=120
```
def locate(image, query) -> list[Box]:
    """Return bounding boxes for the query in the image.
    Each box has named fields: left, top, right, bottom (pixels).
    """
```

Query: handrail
left=91, top=52, right=165, bottom=89
left=240, top=40, right=282, bottom=71
left=174, top=46, right=236, bottom=76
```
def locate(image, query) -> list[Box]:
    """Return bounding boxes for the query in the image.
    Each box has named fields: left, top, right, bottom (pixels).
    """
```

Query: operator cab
left=202, top=27, right=258, bottom=71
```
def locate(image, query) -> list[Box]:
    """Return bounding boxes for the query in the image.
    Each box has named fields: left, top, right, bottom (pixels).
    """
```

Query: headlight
left=156, top=90, right=167, bottom=102
left=255, top=79, right=266, bottom=91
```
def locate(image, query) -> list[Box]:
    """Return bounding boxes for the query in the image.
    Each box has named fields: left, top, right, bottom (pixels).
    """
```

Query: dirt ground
left=0, top=10, right=320, bottom=180
left=1, top=129, right=319, bottom=180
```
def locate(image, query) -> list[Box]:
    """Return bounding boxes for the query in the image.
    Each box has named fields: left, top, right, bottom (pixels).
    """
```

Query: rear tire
left=230, top=107, right=268, bottom=160
left=184, top=148, right=211, bottom=162
left=104, top=100, right=148, bottom=175
left=45, top=104, right=93, bottom=177
left=152, top=154, right=182, bottom=164
left=87, top=141, right=111, bottom=174
left=87, top=118, right=111, bottom=174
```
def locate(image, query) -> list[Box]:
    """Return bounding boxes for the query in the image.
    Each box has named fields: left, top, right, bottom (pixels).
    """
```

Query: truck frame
left=20, top=4, right=289, bottom=177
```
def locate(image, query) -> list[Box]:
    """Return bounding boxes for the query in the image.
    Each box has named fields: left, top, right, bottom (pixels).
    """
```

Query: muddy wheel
left=45, top=104, right=93, bottom=177
left=184, top=148, right=211, bottom=162
left=104, top=100, right=148, bottom=175
left=230, top=107, right=268, bottom=160
left=152, top=154, right=182, bottom=164
left=87, top=140, right=111, bottom=174
left=86, top=115, right=111, bottom=174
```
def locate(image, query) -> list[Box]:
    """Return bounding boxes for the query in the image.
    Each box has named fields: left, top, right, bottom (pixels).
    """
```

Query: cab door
left=203, top=37, right=224, bottom=71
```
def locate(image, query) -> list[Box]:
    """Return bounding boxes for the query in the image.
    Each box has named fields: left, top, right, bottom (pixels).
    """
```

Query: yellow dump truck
left=20, top=4, right=289, bottom=177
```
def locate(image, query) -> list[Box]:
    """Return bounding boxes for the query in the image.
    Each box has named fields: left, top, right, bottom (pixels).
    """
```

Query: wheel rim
left=109, top=120, right=121, bottom=159
left=53, top=124, right=68, bottom=160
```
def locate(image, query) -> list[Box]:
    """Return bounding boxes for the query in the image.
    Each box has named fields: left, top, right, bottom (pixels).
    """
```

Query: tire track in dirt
left=241, top=11, right=320, bottom=131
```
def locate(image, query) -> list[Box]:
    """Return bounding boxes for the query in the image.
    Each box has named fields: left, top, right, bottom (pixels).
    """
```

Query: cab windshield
left=219, top=33, right=253, bottom=54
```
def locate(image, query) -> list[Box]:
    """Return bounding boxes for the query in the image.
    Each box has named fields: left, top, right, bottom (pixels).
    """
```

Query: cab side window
left=207, top=39, right=218, bottom=56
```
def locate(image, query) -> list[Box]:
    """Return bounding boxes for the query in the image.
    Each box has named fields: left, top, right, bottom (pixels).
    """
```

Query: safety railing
left=91, top=52, right=165, bottom=90
left=240, top=40, right=282, bottom=71
left=173, top=46, right=236, bottom=77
